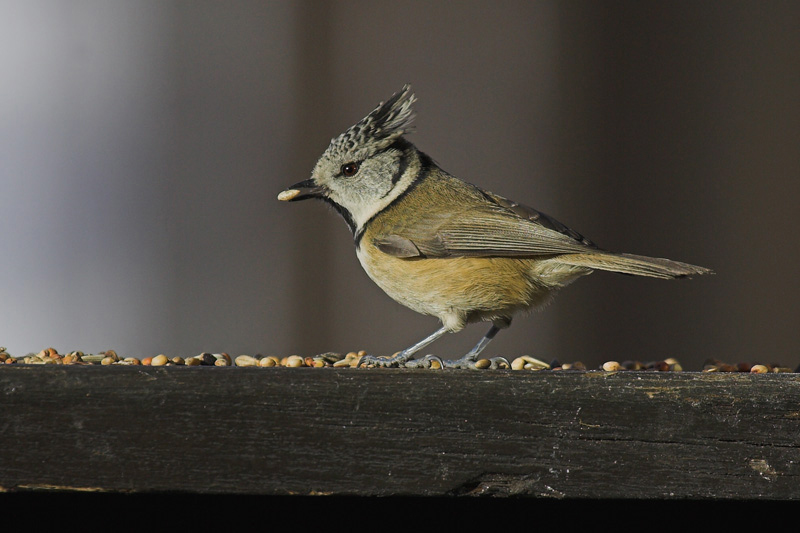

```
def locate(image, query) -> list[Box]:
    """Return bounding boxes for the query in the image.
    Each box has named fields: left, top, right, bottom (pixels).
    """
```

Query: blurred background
left=1, top=1, right=798, bottom=369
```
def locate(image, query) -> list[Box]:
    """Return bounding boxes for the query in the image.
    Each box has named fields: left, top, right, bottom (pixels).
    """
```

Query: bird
left=278, top=85, right=712, bottom=368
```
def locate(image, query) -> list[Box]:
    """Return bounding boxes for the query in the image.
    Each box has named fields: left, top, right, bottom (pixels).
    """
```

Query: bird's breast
left=356, top=240, right=559, bottom=329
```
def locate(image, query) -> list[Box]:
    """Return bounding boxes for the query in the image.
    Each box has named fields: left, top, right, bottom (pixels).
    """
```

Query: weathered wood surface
left=1, top=366, right=798, bottom=498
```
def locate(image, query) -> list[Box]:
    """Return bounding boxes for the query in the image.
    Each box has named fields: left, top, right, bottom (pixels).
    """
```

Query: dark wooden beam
left=2, top=366, right=798, bottom=499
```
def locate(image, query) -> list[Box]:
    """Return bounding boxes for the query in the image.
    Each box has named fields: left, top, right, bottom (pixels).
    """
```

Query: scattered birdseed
left=511, top=355, right=550, bottom=371
left=284, top=355, right=305, bottom=367
left=0, top=346, right=795, bottom=372
left=235, top=355, right=257, bottom=367
left=150, top=355, right=169, bottom=366
left=260, top=356, right=280, bottom=367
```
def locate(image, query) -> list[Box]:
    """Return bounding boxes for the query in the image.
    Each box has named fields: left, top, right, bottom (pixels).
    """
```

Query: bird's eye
left=341, top=162, right=360, bottom=177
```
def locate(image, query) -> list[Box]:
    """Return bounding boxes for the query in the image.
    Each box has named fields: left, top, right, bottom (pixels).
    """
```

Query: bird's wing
left=374, top=191, right=602, bottom=259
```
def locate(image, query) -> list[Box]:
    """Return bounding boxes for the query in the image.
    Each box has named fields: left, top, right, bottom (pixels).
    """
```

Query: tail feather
left=557, top=252, right=713, bottom=280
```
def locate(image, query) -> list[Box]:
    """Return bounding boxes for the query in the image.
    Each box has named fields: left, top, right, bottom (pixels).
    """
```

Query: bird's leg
left=444, top=325, right=509, bottom=369
left=357, top=326, right=449, bottom=367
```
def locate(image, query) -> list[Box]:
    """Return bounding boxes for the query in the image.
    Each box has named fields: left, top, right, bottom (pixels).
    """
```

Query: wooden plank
left=1, top=366, right=799, bottom=498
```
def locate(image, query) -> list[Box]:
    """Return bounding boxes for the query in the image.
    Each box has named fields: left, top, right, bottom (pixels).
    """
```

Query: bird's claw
left=357, top=352, right=508, bottom=370
left=404, top=354, right=445, bottom=369
left=358, top=353, right=445, bottom=369
left=357, top=355, right=397, bottom=368
left=356, top=353, right=409, bottom=368
left=487, top=356, right=511, bottom=369
left=444, top=356, right=510, bottom=370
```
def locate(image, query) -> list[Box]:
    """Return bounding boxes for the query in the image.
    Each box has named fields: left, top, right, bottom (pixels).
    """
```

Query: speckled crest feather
left=326, top=85, right=416, bottom=162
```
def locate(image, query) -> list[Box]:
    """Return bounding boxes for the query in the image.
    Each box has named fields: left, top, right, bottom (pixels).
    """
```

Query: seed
left=602, top=361, right=621, bottom=372
left=511, top=356, right=548, bottom=370
left=235, top=355, right=259, bottom=367
left=37, top=347, right=58, bottom=359
left=171, top=356, right=185, bottom=366
left=285, top=355, right=305, bottom=367
left=151, top=354, right=168, bottom=366
left=426, top=358, right=443, bottom=370
left=259, top=356, right=279, bottom=367
left=334, top=353, right=358, bottom=367
left=315, top=352, right=344, bottom=365
left=622, top=360, right=644, bottom=370
left=123, top=357, right=141, bottom=365
left=196, top=353, right=215, bottom=365
left=213, top=353, right=232, bottom=365
left=750, top=364, right=768, bottom=374
left=100, top=356, right=115, bottom=365
left=185, top=357, right=201, bottom=366
left=474, top=358, right=491, bottom=369
left=336, top=352, right=362, bottom=367
left=647, top=361, right=669, bottom=372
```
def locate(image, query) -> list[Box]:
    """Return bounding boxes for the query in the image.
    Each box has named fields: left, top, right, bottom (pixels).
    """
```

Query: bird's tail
left=557, top=252, right=713, bottom=279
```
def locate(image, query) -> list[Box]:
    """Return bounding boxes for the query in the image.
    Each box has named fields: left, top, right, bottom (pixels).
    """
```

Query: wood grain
left=2, top=366, right=798, bottom=498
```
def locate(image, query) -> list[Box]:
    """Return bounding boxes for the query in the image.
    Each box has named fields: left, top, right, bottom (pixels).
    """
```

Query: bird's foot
left=356, top=352, right=411, bottom=368
left=357, top=352, right=445, bottom=369
left=404, top=354, right=445, bottom=369
left=444, top=355, right=510, bottom=370
left=356, top=351, right=508, bottom=370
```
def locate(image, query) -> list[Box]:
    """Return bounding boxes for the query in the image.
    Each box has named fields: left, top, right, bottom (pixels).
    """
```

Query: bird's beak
left=277, top=179, right=326, bottom=201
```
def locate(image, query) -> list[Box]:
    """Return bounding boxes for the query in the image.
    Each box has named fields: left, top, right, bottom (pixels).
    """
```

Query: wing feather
left=379, top=191, right=599, bottom=258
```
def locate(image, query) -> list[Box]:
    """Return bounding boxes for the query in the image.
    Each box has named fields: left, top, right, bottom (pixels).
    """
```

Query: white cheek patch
left=347, top=156, right=421, bottom=230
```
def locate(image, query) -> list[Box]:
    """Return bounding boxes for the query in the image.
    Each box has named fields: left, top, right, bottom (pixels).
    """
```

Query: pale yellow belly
left=356, top=245, right=577, bottom=331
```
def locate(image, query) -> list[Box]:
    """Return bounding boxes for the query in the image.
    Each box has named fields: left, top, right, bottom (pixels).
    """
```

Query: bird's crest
left=326, top=85, right=416, bottom=161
